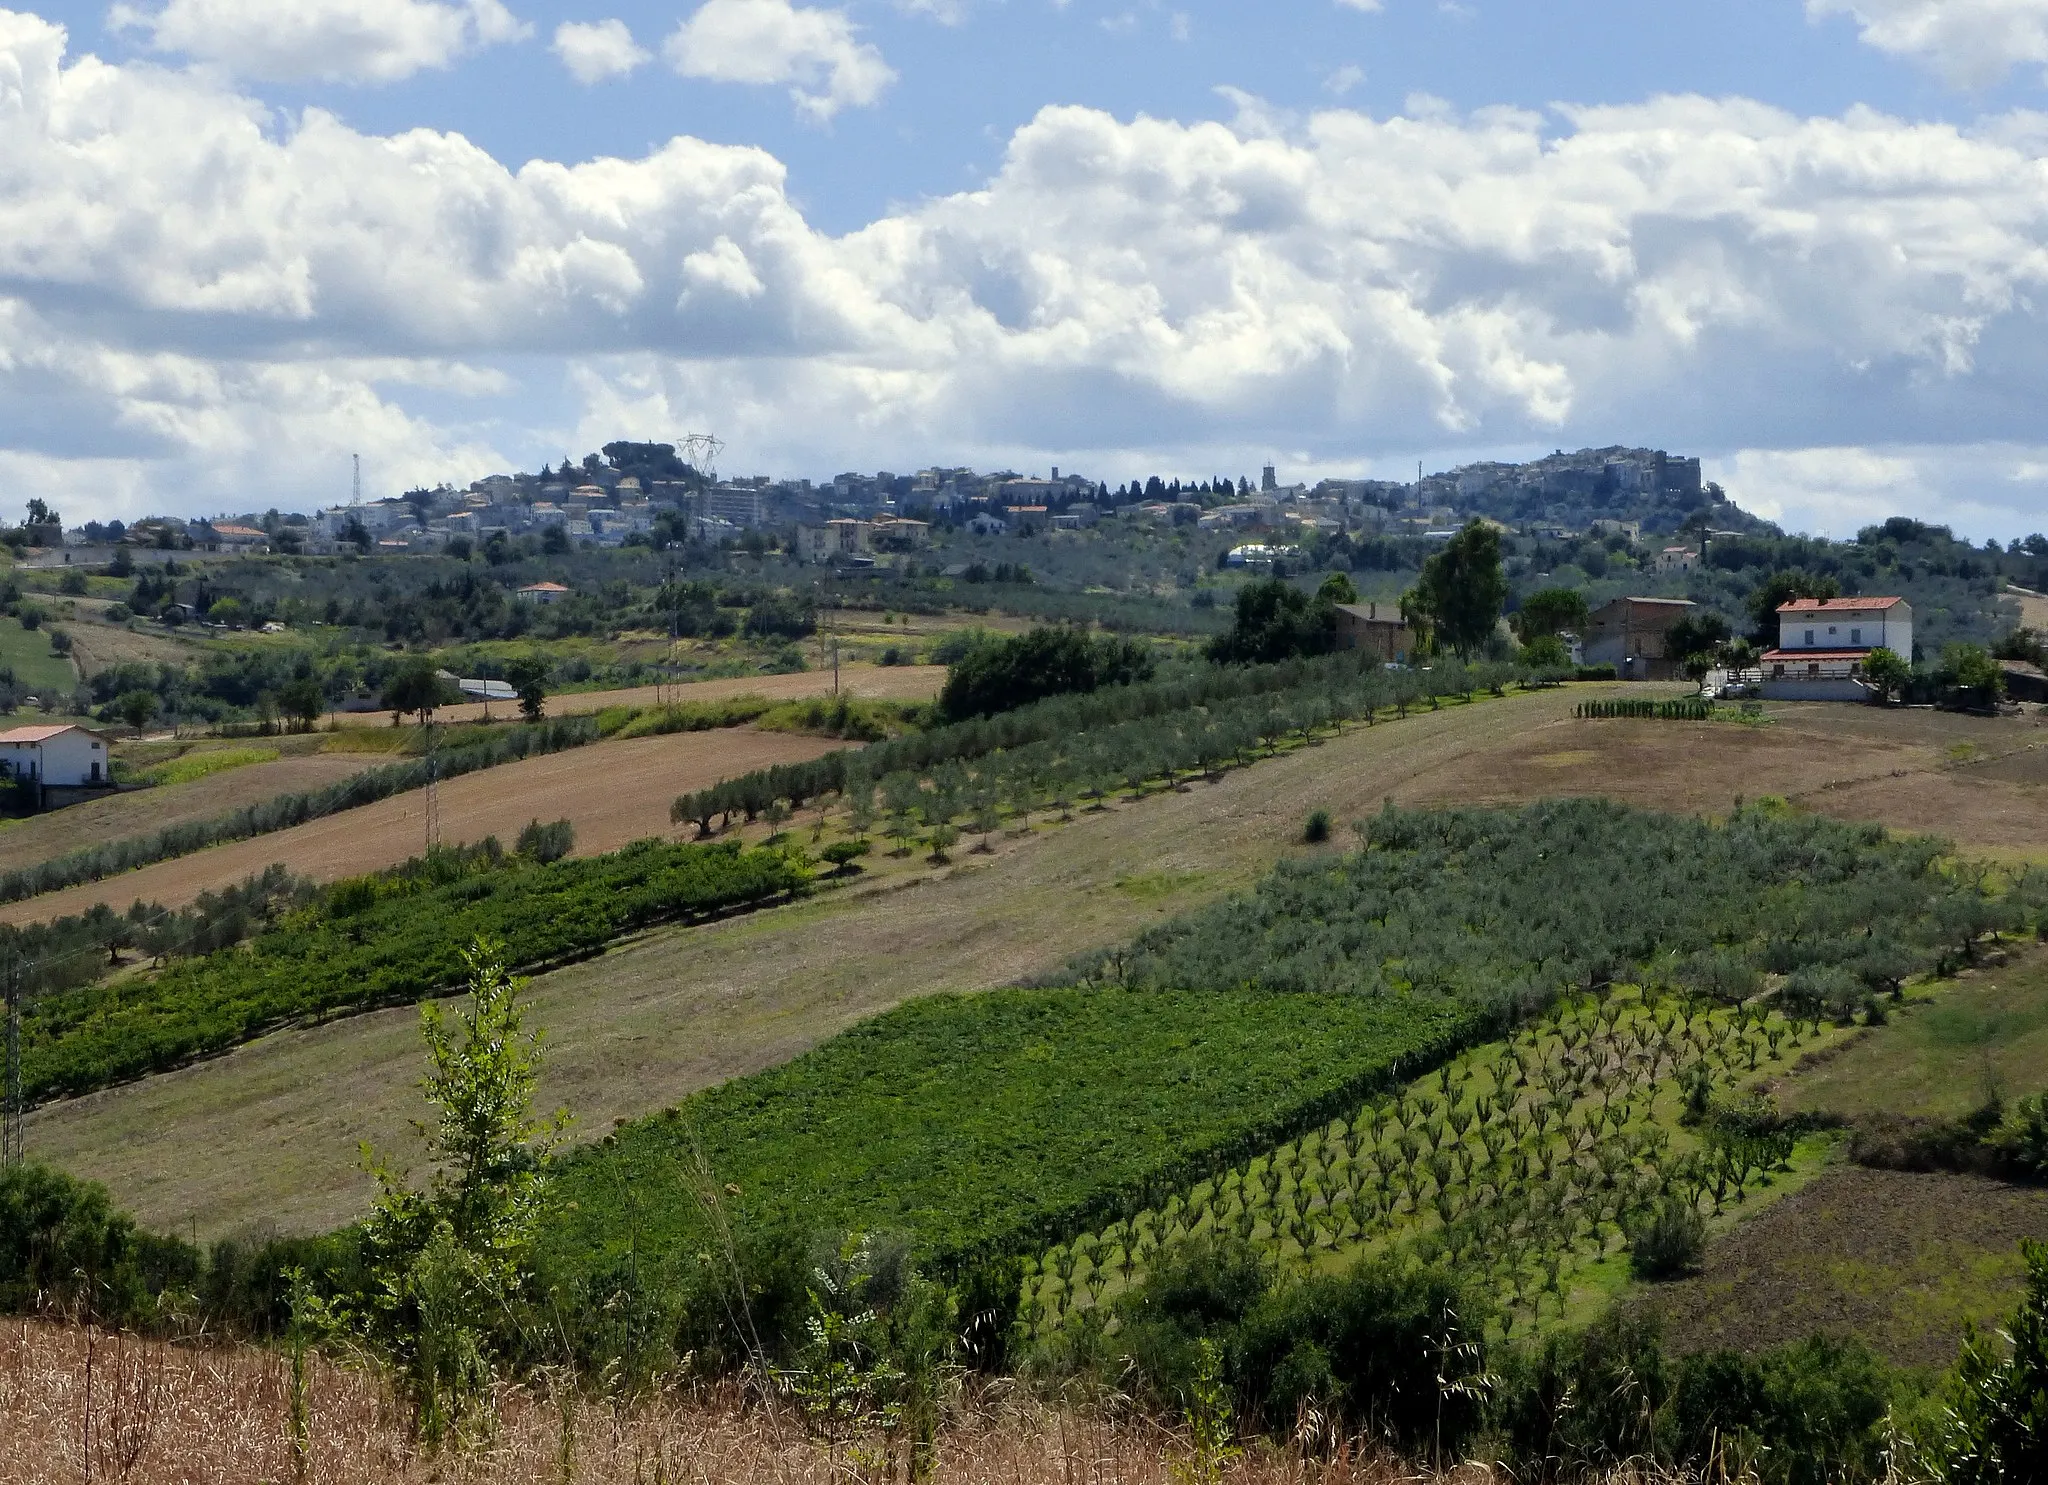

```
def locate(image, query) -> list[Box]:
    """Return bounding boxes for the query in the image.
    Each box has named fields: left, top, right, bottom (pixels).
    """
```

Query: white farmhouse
left=1761, top=597, right=1912, bottom=701
left=0, top=724, right=112, bottom=786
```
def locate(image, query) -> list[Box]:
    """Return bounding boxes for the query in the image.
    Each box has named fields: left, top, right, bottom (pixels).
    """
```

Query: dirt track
left=0, top=729, right=842, bottom=923
left=30, top=691, right=2048, bottom=1237
left=326, top=663, right=943, bottom=727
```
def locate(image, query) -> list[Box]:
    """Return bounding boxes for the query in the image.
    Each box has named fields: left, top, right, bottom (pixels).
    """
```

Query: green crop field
left=539, top=799, right=2032, bottom=1301
left=23, top=839, right=808, bottom=1101
left=541, top=988, right=1472, bottom=1278
left=1022, top=982, right=1853, bottom=1342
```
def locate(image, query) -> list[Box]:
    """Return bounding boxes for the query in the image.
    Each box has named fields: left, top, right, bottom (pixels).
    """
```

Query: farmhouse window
left=1804, top=629, right=1815, bottom=645
left=1851, top=628, right=1862, bottom=644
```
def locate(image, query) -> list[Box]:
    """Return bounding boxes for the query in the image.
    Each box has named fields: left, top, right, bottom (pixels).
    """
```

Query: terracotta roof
left=1762, top=649, right=1876, bottom=661
left=519, top=581, right=571, bottom=593
left=1778, top=596, right=1906, bottom=613
left=0, top=724, right=93, bottom=743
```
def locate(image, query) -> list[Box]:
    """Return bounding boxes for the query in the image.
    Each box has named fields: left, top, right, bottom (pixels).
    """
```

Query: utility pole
left=424, top=716, right=440, bottom=853
left=3, top=955, right=22, bottom=1170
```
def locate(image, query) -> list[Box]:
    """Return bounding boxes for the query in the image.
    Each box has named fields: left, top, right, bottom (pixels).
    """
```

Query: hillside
left=28, top=688, right=2047, bottom=1240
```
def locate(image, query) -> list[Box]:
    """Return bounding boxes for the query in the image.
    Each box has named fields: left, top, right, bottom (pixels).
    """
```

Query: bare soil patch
left=32, top=688, right=2048, bottom=1238
left=0, top=728, right=841, bottom=925
left=1637, top=1164, right=2048, bottom=1368
left=63, top=614, right=208, bottom=676
left=0, top=752, right=387, bottom=880
left=325, top=663, right=943, bottom=727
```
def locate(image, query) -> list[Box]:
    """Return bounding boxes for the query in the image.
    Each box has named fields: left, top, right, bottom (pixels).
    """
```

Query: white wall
left=1777, top=605, right=1912, bottom=657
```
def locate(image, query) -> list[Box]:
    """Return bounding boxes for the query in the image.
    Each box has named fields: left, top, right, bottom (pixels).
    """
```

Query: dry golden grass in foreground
left=0, top=1320, right=1727, bottom=1485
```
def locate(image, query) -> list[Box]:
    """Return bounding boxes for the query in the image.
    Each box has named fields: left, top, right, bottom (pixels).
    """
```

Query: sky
left=7, top=1, right=2048, bottom=540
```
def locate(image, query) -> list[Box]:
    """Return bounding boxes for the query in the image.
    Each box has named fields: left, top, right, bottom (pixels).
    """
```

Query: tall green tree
left=1746, top=569, right=1841, bottom=645
left=1206, top=579, right=1340, bottom=665
left=940, top=626, right=1153, bottom=721
left=1511, top=587, right=1589, bottom=643
left=382, top=658, right=456, bottom=726
left=1408, top=521, right=1508, bottom=659
left=501, top=655, right=549, bottom=723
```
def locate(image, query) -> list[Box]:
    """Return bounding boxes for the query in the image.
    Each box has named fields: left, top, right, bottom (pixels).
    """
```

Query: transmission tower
left=3, top=956, right=21, bottom=1170
left=679, top=433, right=724, bottom=482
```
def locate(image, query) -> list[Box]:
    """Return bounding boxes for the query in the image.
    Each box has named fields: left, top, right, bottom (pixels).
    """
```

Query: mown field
left=27, top=691, right=2048, bottom=1240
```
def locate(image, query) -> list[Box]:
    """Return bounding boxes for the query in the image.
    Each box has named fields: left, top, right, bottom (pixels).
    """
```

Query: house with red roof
left=0, top=724, right=112, bottom=788
left=1761, top=597, right=1912, bottom=701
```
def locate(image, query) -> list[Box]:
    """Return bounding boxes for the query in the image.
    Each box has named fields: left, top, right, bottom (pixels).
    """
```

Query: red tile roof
left=1762, top=649, right=1876, bottom=661
left=1777, top=596, right=1906, bottom=613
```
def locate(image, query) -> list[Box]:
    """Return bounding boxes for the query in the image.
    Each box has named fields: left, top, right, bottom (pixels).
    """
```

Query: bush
left=514, top=817, right=575, bottom=863
left=821, top=838, right=872, bottom=870
left=1303, top=809, right=1332, bottom=844
left=937, top=625, right=1154, bottom=722
left=1626, top=1196, right=1706, bottom=1279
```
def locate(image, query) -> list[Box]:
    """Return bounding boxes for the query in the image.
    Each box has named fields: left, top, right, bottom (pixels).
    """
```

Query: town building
left=1761, top=597, right=1912, bottom=701
left=798, top=519, right=872, bottom=563
left=1580, top=596, right=1698, bottom=680
left=516, top=581, right=570, bottom=605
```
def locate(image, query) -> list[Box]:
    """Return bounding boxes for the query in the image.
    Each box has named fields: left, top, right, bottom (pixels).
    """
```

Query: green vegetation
left=673, top=650, right=1530, bottom=837
left=21, top=838, right=807, bottom=1101
left=1203, top=576, right=1350, bottom=664
left=936, top=625, right=1154, bottom=722
left=1020, top=982, right=1838, bottom=1341
left=0, top=612, right=79, bottom=695
left=1406, top=519, right=1509, bottom=659
left=544, top=988, right=1470, bottom=1279
left=1575, top=697, right=1716, bottom=720
left=130, top=744, right=280, bottom=788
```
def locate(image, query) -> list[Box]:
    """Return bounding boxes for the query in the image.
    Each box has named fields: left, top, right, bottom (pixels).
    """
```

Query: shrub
left=1626, top=1196, right=1706, bottom=1280
left=821, top=838, right=872, bottom=871
left=514, top=817, right=575, bottom=863
left=937, top=626, right=1154, bottom=722
left=1303, top=809, right=1332, bottom=844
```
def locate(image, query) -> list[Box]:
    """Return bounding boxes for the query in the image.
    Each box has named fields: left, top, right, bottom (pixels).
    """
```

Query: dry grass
left=28, top=689, right=2048, bottom=1241
left=0, top=1320, right=1713, bottom=1485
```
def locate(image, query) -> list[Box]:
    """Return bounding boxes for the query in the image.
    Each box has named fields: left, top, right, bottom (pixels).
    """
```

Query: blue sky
left=8, top=0, right=2048, bottom=538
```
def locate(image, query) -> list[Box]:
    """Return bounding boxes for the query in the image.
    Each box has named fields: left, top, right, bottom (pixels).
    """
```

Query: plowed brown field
left=0, top=752, right=388, bottom=879
left=0, top=728, right=843, bottom=924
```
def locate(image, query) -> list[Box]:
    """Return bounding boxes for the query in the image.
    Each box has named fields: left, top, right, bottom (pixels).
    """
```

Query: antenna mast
left=354, top=453, right=363, bottom=507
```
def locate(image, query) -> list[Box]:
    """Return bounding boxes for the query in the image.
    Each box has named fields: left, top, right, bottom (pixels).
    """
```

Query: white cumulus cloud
left=1810, top=0, right=2048, bottom=87
left=664, top=0, right=895, bottom=120
left=552, top=18, right=649, bottom=83
left=9, top=8, right=2048, bottom=536
left=110, top=0, right=530, bottom=84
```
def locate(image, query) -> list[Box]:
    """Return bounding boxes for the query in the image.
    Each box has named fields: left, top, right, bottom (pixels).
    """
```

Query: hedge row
left=1574, top=698, right=1714, bottom=721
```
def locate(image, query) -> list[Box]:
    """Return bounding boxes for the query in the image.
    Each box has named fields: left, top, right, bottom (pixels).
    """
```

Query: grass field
left=0, top=726, right=845, bottom=925
left=1775, top=954, right=2048, bottom=1120
left=0, top=615, right=78, bottom=695
left=26, top=689, right=2048, bottom=1240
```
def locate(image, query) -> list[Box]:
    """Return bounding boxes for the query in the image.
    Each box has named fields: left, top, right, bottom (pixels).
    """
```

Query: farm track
left=29, top=689, right=2048, bottom=1239
left=0, top=728, right=845, bottom=926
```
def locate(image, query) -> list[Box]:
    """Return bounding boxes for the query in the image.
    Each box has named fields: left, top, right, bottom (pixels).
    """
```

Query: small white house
left=1761, top=596, right=1912, bottom=701
left=0, top=724, right=111, bottom=786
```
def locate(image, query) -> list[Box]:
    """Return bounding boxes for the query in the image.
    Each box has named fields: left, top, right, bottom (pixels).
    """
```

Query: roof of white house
left=0, top=724, right=100, bottom=744
left=1778, top=596, right=1907, bottom=613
